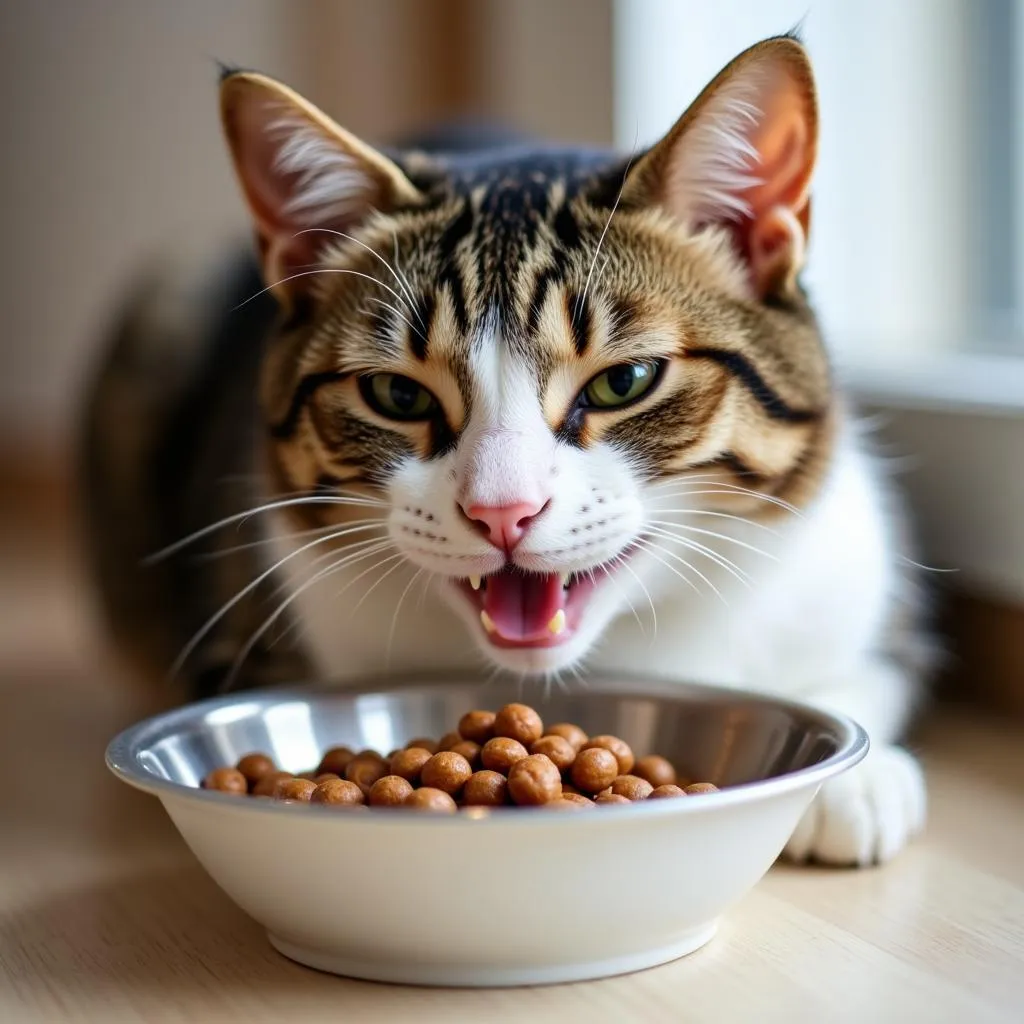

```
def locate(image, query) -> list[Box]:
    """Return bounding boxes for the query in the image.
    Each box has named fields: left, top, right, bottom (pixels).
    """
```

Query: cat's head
left=219, top=36, right=833, bottom=675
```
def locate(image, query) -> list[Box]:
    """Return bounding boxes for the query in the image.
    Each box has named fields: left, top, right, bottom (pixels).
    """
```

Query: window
left=613, top=1, right=1024, bottom=369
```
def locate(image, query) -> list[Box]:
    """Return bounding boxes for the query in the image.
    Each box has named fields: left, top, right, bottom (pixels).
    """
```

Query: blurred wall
left=0, top=0, right=612, bottom=461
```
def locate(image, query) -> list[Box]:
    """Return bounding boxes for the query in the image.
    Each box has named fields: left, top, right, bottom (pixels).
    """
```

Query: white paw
left=783, top=745, right=926, bottom=867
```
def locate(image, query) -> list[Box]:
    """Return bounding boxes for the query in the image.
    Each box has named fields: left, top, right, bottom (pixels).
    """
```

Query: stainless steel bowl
left=106, top=675, right=867, bottom=986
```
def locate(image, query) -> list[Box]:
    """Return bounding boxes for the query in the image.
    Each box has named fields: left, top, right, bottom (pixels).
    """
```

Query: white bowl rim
left=105, top=673, right=869, bottom=828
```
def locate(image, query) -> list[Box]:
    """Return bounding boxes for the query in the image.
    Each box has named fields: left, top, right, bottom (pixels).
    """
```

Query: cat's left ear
left=220, top=71, right=425, bottom=306
left=621, top=36, right=817, bottom=300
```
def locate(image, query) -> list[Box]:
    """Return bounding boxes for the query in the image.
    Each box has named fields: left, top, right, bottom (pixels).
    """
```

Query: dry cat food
left=200, top=702, right=720, bottom=813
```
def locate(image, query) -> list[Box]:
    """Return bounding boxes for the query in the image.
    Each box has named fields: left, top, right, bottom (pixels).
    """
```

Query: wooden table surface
left=2, top=506, right=1023, bottom=1023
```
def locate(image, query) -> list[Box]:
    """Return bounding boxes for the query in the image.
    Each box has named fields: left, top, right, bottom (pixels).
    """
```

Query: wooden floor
left=1, top=485, right=1023, bottom=1022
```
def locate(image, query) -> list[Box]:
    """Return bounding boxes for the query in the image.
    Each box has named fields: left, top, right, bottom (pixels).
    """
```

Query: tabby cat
left=82, top=36, right=932, bottom=865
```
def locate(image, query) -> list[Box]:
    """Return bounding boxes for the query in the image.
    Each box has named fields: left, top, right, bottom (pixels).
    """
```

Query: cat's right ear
left=219, top=71, right=424, bottom=306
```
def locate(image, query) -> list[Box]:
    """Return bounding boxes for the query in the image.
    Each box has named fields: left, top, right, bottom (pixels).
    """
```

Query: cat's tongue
left=483, top=569, right=564, bottom=641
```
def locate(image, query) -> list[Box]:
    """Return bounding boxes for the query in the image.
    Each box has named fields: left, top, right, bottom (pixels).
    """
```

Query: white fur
left=268, top=108, right=370, bottom=224
left=665, top=72, right=765, bottom=225
left=268, top=326, right=927, bottom=865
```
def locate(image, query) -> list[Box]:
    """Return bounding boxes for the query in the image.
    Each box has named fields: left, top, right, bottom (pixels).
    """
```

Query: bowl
left=106, top=675, right=867, bottom=987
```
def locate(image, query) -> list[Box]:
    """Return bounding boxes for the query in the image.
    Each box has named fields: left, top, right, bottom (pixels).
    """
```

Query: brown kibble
left=310, top=778, right=365, bottom=806
left=458, top=710, right=496, bottom=744
left=202, top=767, right=248, bottom=794
left=274, top=778, right=317, bottom=802
left=507, top=754, right=562, bottom=806
left=545, top=722, right=589, bottom=751
left=405, top=737, right=438, bottom=754
left=368, top=775, right=414, bottom=807
left=542, top=797, right=589, bottom=811
left=493, top=703, right=544, bottom=746
left=584, top=735, right=634, bottom=775
left=570, top=747, right=619, bottom=793
left=480, top=736, right=529, bottom=775
left=529, top=735, right=576, bottom=773
left=420, top=751, right=473, bottom=795
left=235, top=753, right=276, bottom=787
left=404, top=787, right=458, bottom=813
left=649, top=784, right=687, bottom=799
left=438, top=731, right=463, bottom=751
left=559, top=792, right=595, bottom=808
left=611, top=774, right=654, bottom=801
left=684, top=782, right=720, bottom=795
left=595, top=792, right=631, bottom=805
left=448, top=740, right=482, bottom=770
left=251, top=770, right=294, bottom=797
left=317, top=746, right=355, bottom=776
left=203, top=708, right=718, bottom=812
left=633, top=755, right=677, bottom=788
left=345, top=756, right=388, bottom=795
left=389, top=746, right=433, bottom=783
left=462, top=770, right=509, bottom=807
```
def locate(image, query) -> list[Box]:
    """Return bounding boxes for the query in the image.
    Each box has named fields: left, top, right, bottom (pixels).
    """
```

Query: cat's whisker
left=414, top=571, right=433, bottom=616
left=267, top=541, right=399, bottom=655
left=234, top=267, right=414, bottom=317
left=646, top=519, right=778, bottom=560
left=223, top=539, right=395, bottom=689
left=292, top=227, right=424, bottom=329
left=567, top=662, right=589, bottom=690
left=644, top=526, right=753, bottom=588
left=362, top=296, right=427, bottom=344
left=146, top=494, right=385, bottom=564
left=195, top=519, right=388, bottom=560
left=348, top=553, right=409, bottom=614
left=650, top=483, right=801, bottom=516
left=576, top=155, right=633, bottom=321
left=598, top=553, right=647, bottom=637
left=386, top=567, right=426, bottom=668
left=616, top=554, right=658, bottom=638
left=391, top=230, right=422, bottom=329
left=168, top=527, right=382, bottom=679
left=634, top=537, right=723, bottom=604
left=645, top=507, right=779, bottom=534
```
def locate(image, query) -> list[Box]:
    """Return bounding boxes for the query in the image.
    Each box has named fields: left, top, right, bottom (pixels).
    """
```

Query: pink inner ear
left=729, top=81, right=815, bottom=294
left=742, top=100, right=812, bottom=215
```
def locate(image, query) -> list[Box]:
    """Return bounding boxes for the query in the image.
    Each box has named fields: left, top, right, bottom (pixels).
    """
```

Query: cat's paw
left=782, top=745, right=926, bottom=867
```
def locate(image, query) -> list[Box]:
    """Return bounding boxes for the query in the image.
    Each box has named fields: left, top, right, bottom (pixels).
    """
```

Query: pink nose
left=462, top=500, right=546, bottom=552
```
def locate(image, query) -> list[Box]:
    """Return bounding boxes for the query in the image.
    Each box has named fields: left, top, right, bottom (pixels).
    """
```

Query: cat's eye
left=581, top=360, right=662, bottom=409
left=359, top=373, right=438, bottom=421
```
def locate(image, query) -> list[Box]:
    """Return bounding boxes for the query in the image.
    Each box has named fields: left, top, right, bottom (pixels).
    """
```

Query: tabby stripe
left=409, top=292, right=435, bottom=361
left=565, top=291, right=592, bottom=356
left=688, top=451, right=769, bottom=483
left=527, top=266, right=560, bottom=335
left=685, top=348, right=820, bottom=423
left=315, top=472, right=374, bottom=491
left=270, top=371, right=349, bottom=439
left=437, top=200, right=475, bottom=335
left=552, top=201, right=582, bottom=252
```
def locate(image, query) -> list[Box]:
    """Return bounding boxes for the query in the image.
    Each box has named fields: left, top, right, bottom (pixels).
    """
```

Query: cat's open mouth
left=457, top=568, right=601, bottom=648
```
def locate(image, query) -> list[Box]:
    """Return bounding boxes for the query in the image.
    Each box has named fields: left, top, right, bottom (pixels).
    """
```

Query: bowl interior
left=122, top=677, right=847, bottom=790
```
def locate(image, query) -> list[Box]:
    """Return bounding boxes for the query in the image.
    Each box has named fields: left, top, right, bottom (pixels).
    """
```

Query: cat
left=81, top=35, right=933, bottom=866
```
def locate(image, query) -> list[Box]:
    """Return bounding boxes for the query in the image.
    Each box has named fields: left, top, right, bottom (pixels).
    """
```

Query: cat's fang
left=480, top=609, right=497, bottom=634
left=469, top=575, right=481, bottom=591
left=547, top=609, right=566, bottom=635
left=560, top=573, right=570, bottom=589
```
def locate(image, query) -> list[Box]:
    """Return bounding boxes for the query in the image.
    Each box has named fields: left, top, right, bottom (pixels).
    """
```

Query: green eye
left=582, top=361, right=662, bottom=409
left=360, top=373, right=438, bottom=420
